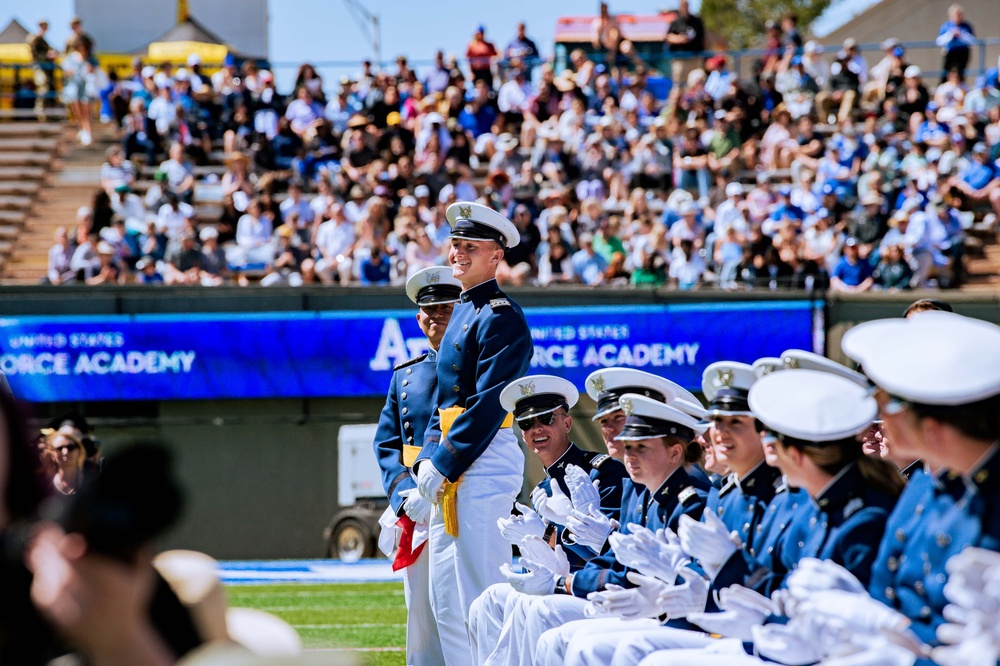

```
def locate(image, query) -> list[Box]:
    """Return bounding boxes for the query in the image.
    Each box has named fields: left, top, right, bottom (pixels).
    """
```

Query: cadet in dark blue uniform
left=371, top=266, right=462, bottom=666
left=411, top=202, right=533, bottom=666
left=505, top=395, right=711, bottom=666
left=468, top=375, right=628, bottom=665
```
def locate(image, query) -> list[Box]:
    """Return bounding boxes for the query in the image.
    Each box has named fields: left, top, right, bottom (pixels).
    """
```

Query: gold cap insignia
left=783, top=356, right=799, bottom=369
left=425, top=271, right=441, bottom=284
left=620, top=397, right=634, bottom=415
left=590, top=376, right=606, bottom=393
left=519, top=381, right=536, bottom=397
left=458, top=204, right=473, bottom=219
left=718, top=370, right=734, bottom=387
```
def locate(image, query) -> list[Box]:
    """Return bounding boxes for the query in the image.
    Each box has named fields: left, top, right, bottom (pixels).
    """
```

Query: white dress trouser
left=403, top=537, right=445, bottom=666
left=597, top=626, right=719, bottom=666
left=484, top=593, right=590, bottom=666
left=469, top=583, right=522, bottom=666
left=637, top=638, right=763, bottom=665
left=430, top=429, right=524, bottom=666
left=534, top=618, right=658, bottom=666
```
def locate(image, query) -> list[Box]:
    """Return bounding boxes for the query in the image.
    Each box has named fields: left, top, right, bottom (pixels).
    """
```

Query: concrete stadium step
left=0, top=108, right=68, bottom=121
left=0, top=152, right=55, bottom=167
left=0, top=225, right=21, bottom=241
left=0, top=137, right=59, bottom=153
left=0, top=211, right=27, bottom=225
left=0, top=181, right=40, bottom=195
left=0, top=167, right=46, bottom=182
left=0, top=122, right=64, bottom=137
left=0, top=195, right=33, bottom=211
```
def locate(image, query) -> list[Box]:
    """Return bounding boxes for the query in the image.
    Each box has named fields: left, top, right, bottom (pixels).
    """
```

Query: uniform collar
left=544, top=442, right=580, bottom=477
left=814, top=462, right=861, bottom=513
left=460, top=278, right=500, bottom=307
left=735, top=460, right=782, bottom=498
left=651, top=467, right=692, bottom=507
left=964, top=441, right=999, bottom=492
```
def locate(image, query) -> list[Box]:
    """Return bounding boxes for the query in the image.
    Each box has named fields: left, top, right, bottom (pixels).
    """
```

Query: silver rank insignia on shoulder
left=843, top=497, right=865, bottom=519
left=458, top=204, right=473, bottom=219
left=591, top=454, right=610, bottom=468
left=519, top=381, right=536, bottom=397
left=620, top=397, right=634, bottom=415
left=590, top=376, right=606, bottom=393
left=679, top=486, right=698, bottom=505
left=490, top=298, right=511, bottom=308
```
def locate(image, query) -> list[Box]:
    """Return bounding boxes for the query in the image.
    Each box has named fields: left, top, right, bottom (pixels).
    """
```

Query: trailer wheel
left=329, top=518, right=373, bottom=562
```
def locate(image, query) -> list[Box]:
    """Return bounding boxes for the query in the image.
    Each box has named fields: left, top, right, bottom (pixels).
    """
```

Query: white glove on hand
left=399, top=488, right=433, bottom=525
left=531, top=482, right=575, bottom=526
left=786, top=589, right=910, bottom=635
left=942, top=547, right=1000, bottom=615
left=610, top=524, right=690, bottom=583
left=565, top=464, right=602, bottom=514
left=589, top=572, right=672, bottom=620
left=932, top=548, right=1000, bottom=666
left=818, top=636, right=923, bottom=666
left=687, top=585, right=775, bottom=640
left=416, top=462, right=446, bottom=503
left=753, top=615, right=846, bottom=666
left=678, top=512, right=740, bottom=578
left=932, top=632, right=1000, bottom=666
left=654, top=566, right=710, bottom=620
left=497, top=502, right=547, bottom=546
left=565, top=507, right=619, bottom=553
left=787, top=557, right=868, bottom=595
left=500, top=559, right=558, bottom=596
left=584, top=584, right=625, bottom=617
left=518, top=535, right=571, bottom=578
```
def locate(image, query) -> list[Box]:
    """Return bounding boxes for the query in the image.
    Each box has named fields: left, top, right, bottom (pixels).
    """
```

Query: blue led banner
left=0, top=301, right=820, bottom=402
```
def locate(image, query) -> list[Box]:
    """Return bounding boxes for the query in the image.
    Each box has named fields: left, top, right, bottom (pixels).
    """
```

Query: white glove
left=818, top=639, right=922, bottom=666
left=753, top=616, right=844, bottom=666
left=518, top=535, right=570, bottom=578
left=932, top=632, right=1000, bottom=666
left=609, top=524, right=689, bottom=583
left=787, top=557, right=868, bottom=595
left=497, top=502, right=547, bottom=546
left=531, top=482, right=575, bottom=525
left=416, top=461, right=446, bottom=503
left=500, top=559, right=558, bottom=596
left=677, top=512, right=740, bottom=578
left=586, top=572, right=671, bottom=620
left=584, top=584, right=625, bottom=617
left=399, top=488, right=432, bottom=525
left=687, top=586, right=775, bottom=640
left=786, top=589, right=910, bottom=635
left=565, top=464, right=602, bottom=514
left=942, top=547, right=1000, bottom=615
left=654, top=566, right=710, bottom=620
left=564, top=507, right=619, bottom=553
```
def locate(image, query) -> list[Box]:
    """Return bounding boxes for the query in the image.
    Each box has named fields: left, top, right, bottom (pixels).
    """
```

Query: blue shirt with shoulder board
left=372, top=349, right=439, bottom=514
left=868, top=461, right=988, bottom=645
left=569, top=467, right=709, bottom=597
left=715, top=462, right=897, bottom=600
left=419, top=278, right=533, bottom=480
left=531, top=443, right=629, bottom=571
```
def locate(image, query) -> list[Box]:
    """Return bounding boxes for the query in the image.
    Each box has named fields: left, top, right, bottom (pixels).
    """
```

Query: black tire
left=329, top=518, right=373, bottom=562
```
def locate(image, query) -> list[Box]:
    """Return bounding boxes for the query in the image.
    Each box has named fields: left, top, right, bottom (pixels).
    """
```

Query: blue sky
left=3, top=0, right=717, bottom=89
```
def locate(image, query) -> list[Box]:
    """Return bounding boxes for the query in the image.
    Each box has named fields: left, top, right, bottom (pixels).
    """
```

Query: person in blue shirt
left=372, top=265, right=462, bottom=666
left=831, top=238, right=875, bottom=292
left=914, top=102, right=951, bottom=148
left=936, top=4, right=976, bottom=82
left=952, top=142, right=1000, bottom=218
left=570, top=232, right=608, bottom=285
left=413, top=201, right=532, bottom=666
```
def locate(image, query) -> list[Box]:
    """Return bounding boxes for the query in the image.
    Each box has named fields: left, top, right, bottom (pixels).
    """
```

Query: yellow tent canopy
left=0, top=19, right=32, bottom=64
left=130, top=16, right=260, bottom=65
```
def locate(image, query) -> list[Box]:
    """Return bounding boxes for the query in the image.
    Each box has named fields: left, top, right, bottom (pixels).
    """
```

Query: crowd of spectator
left=46, top=3, right=1000, bottom=291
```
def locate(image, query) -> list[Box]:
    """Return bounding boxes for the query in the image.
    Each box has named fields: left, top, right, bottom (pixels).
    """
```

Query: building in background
left=74, top=0, right=268, bottom=59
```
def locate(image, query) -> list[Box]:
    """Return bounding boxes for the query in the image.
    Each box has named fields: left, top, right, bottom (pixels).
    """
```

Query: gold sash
left=437, top=406, right=514, bottom=537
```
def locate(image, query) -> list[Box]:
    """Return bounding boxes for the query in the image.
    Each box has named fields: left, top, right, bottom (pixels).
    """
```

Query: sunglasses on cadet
left=517, top=412, right=560, bottom=431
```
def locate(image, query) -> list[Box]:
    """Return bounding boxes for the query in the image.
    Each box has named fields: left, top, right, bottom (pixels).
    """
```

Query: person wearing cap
left=468, top=375, right=629, bottom=664
left=706, top=111, right=741, bottom=174
left=863, top=38, right=904, bottom=110
left=410, top=202, right=530, bottom=665
left=371, top=266, right=462, bottom=666
left=817, top=47, right=861, bottom=124
left=610, top=369, right=905, bottom=666
left=505, top=392, right=711, bottom=666
left=830, top=238, right=874, bottom=293
left=27, top=20, right=58, bottom=119
left=951, top=139, right=1000, bottom=219
left=734, top=312, right=1000, bottom=664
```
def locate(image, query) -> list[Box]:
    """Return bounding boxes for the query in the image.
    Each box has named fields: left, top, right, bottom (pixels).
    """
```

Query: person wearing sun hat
left=371, top=266, right=462, bottom=666
left=606, top=369, right=904, bottom=666
left=410, top=202, right=531, bottom=665
left=492, top=393, right=711, bottom=666
left=468, top=375, right=628, bottom=665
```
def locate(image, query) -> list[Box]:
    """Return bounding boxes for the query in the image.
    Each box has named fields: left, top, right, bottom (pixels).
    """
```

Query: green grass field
left=226, top=582, right=407, bottom=666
